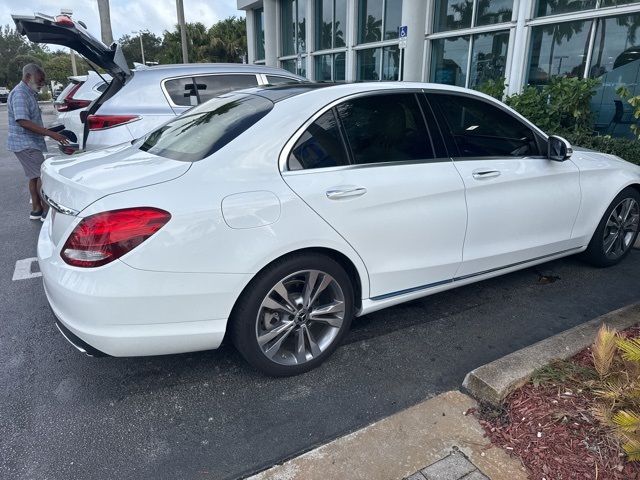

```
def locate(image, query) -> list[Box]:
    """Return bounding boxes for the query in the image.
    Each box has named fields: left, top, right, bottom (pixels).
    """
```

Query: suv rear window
left=139, top=95, right=273, bottom=162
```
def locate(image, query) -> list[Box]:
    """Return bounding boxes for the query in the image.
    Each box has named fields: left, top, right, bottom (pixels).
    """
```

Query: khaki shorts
left=14, top=148, right=45, bottom=180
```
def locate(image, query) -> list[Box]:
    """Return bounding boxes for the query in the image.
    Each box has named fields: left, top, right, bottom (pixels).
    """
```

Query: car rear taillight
left=61, top=208, right=171, bottom=268
left=87, top=114, right=140, bottom=130
left=55, top=15, right=74, bottom=27
left=55, top=82, right=91, bottom=112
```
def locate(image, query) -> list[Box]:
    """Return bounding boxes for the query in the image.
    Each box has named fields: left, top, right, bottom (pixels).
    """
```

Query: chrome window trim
left=279, top=89, right=440, bottom=174
left=160, top=73, right=262, bottom=108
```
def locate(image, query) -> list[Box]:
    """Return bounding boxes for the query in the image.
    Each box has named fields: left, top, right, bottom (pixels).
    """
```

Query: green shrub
left=475, top=77, right=506, bottom=100
left=38, top=91, right=51, bottom=101
left=504, top=76, right=600, bottom=138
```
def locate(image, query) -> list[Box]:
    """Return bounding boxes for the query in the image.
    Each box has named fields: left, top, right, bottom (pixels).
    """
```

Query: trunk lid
left=12, top=13, right=130, bottom=82
left=41, top=142, right=191, bottom=217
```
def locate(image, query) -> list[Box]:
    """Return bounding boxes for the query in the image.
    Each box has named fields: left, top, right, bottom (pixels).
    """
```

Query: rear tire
left=582, top=187, right=640, bottom=267
left=230, top=253, right=354, bottom=376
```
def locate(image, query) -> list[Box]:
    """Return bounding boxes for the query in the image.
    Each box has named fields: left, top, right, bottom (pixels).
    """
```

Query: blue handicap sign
left=399, top=26, right=408, bottom=38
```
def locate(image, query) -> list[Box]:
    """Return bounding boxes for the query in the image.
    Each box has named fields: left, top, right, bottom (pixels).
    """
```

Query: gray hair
left=22, top=63, right=44, bottom=79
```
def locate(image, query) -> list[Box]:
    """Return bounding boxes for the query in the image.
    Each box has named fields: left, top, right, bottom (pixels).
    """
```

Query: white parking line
left=12, top=258, right=42, bottom=281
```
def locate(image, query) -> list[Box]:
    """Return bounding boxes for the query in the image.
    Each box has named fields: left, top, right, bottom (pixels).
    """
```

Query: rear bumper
left=38, top=219, right=252, bottom=357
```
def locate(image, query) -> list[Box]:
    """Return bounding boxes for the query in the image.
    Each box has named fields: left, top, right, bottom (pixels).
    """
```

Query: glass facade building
left=238, top=0, right=640, bottom=137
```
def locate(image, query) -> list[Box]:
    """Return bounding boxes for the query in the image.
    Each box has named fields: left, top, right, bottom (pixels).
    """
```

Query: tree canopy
left=0, top=15, right=247, bottom=89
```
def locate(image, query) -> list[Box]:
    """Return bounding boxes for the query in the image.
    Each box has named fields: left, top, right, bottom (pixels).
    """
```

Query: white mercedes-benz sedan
left=38, top=82, right=640, bottom=375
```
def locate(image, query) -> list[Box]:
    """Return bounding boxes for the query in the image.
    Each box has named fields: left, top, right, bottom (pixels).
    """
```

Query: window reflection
left=527, top=20, right=593, bottom=85
left=357, top=0, right=401, bottom=44
left=434, top=0, right=473, bottom=32
left=254, top=8, right=265, bottom=60
left=357, top=46, right=399, bottom=80
left=430, top=36, right=470, bottom=87
left=476, top=0, right=513, bottom=26
left=315, top=0, right=347, bottom=50
left=281, top=0, right=306, bottom=56
left=469, top=31, right=509, bottom=88
left=590, top=13, right=640, bottom=137
left=535, top=0, right=596, bottom=18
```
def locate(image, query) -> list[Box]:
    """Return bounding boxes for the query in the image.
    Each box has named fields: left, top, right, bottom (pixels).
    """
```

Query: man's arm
left=16, top=119, right=69, bottom=144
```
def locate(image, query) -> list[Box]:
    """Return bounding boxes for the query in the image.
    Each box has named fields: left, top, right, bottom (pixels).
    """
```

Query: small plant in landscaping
left=591, top=324, right=640, bottom=461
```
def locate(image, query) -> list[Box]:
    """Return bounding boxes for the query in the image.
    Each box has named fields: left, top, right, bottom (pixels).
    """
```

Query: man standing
left=7, top=63, right=68, bottom=221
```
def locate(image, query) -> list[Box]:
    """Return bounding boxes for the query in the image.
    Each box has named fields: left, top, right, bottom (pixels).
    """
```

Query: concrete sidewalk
left=248, top=391, right=527, bottom=480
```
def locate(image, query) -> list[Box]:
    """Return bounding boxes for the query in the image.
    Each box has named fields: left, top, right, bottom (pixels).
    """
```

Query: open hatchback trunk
left=13, top=13, right=130, bottom=82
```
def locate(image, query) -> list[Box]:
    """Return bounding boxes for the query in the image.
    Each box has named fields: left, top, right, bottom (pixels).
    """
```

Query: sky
left=3, top=0, right=243, bottom=45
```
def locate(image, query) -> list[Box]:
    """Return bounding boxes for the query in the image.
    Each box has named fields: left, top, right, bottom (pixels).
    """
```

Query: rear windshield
left=139, top=95, right=273, bottom=162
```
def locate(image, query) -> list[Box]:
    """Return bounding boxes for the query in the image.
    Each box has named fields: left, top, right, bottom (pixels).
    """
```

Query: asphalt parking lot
left=2, top=102, right=640, bottom=480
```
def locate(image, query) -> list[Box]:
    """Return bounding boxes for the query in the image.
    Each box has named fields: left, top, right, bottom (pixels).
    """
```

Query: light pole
left=133, top=31, right=146, bottom=65
left=176, top=0, right=189, bottom=63
left=61, top=8, right=78, bottom=75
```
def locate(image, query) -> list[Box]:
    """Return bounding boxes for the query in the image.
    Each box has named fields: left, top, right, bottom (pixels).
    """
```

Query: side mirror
left=548, top=135, right=573, bottom=162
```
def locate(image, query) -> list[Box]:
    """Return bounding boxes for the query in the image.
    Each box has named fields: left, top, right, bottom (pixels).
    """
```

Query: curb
left=462, top=302, right=640, bottom=406
left=247, top=391, right=527, bottom=480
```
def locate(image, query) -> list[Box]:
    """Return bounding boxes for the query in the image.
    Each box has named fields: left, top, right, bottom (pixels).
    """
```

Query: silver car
left=14, top=13, right=306, bottom=152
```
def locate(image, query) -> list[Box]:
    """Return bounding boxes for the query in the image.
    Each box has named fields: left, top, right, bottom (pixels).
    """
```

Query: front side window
left=431, top=94, right=540, bottom=157
left=194, top=75, right=258, bottom=103
left=336, top=94, right=434, bottom=164
left=288, top=110, right=349, bottom=170
left=527, top=20, right=593, bottom=85
left=140, top=95, right=273, bottom=162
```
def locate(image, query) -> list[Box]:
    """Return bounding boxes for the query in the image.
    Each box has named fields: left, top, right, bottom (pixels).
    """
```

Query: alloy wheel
left=603, top=197, right=639, bottom=260
left=255, top=270, right=346, bottom=366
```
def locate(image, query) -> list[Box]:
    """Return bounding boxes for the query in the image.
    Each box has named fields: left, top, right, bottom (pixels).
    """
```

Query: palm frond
left=622, top=436, right=640, bottom=461
left=613, top=410, right=640, bottom=433
left=593, top=324, right=618, bottom=377
left=618, top=337, right=640, bottom=363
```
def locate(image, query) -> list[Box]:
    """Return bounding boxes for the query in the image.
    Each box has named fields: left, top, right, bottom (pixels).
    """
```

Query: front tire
left=583, top=187, right=640, bottom=267
left=230, top=253, right=355, bottom=376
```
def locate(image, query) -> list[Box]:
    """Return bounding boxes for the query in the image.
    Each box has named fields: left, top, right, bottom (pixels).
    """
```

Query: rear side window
left=55, top=81, right=79, bottom=102
left=96, top=83, right=108, bottom=93
left=336, top=93, right=435, bottom=165
left=430, top=94, right=539, bottom=157
left=139, top=95, right=273, bottom=162
left=164, top=77, right=197, bottom=106
left=266, top=75, right=301, bottom=85
left=195, top=75, right=259, bottom=103
left=288, top=110, right=350, bottom=170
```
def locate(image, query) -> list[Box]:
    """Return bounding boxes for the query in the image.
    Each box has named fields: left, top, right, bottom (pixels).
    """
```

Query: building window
left=281, top=0, right=307, bottom=57
left=356, top=45, right=400, bottom=80
left=315, top=53, right=346, bottom=81
left=357, top=0, right=402, bottom=44
left=527, top=20, right=593, bottom=85
left=433, top=0, right=513, bottom=33
left=589, top=13, right=640, bottom=136
left=282, top=57, right=307, bottom=77
left=254, top=8, right=265, bottom=61
left=534, top=0, right=596, bottom=18
left=430, top=31, right=509, bottom=88
left=315, top=0, right=347, bottom=51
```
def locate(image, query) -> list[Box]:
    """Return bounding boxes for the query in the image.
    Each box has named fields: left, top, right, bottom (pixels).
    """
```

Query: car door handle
left=472, top=169, right=501, bottom=179
left=326, top=186, right=367, bottom=200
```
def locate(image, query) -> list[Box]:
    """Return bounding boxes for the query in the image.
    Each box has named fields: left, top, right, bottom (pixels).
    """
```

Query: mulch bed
left=473, top=325, right=640, bottom=480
